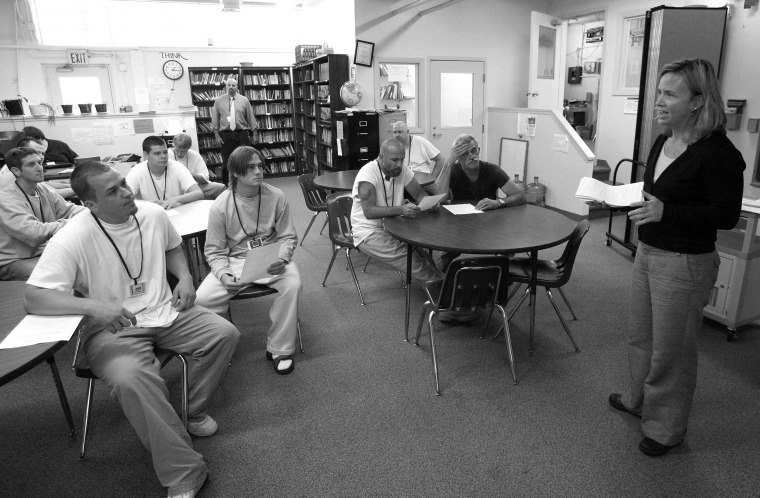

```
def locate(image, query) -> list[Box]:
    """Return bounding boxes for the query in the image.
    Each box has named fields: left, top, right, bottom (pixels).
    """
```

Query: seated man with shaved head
left=351, top=139, right=444, bottom=285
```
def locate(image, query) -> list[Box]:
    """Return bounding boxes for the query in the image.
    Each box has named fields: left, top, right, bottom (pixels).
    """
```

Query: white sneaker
left=187, top=415, right=218, bottom=437
left=167, top=474, right=208, bottom=498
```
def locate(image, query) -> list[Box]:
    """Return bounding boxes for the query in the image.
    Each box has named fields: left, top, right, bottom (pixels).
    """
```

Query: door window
left=440, top=73, right=473, bottom=128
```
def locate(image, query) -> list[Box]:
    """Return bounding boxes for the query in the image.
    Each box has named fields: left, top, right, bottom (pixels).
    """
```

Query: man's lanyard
left=15, top=181, right=45, bottom=222
left=232, top=186, right=262, bottom=241
left=148, top=168, right=168, bottom=200
left=377, top=163, right=395, bottom=207
left=92, top=212, right=144, bottom=288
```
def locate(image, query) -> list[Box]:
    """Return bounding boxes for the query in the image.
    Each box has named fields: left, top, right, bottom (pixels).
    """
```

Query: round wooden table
left=314, top=169, right=436, bottom=191
left=384, top=204, right=576, bottom=348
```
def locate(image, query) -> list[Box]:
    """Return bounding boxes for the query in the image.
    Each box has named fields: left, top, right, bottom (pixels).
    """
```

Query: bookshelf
left=293, top=54, right=349, bottom=175
left=189, top=66, right=238, bottom=180
left=241, top=66, right=296, bottom=177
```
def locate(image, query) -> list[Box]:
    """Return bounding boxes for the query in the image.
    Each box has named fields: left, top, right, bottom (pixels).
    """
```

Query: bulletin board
left=498, top=137, right=528, bottom=184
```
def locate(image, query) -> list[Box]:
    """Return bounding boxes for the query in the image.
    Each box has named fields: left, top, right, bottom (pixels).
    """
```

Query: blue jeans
left=622, top=242, right=719, bottom=446
left=0, top=257, right=40, bottom=281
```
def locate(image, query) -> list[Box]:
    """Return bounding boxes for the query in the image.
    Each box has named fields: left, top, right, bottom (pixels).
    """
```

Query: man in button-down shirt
left=212, top=78, right=256, bottom=185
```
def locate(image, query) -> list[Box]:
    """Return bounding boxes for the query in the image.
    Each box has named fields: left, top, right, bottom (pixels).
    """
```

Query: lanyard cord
left=91, top=212, right=144, bottom=286
left=148, top=168, right=168, bottom=200
left=232, top=185, right=262, bottom=240
left=15, top=181, right=45, bottom=223
left=406, top=135, right=412, bottom=167
left=377, top=163, right=395, bottom=207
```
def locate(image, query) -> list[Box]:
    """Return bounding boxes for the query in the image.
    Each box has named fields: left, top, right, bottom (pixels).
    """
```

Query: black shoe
left=266, top=351, right=273, bottom=361
left=639, top=436, right=680, bottom=457
left=608, top=393, right=641, bottom=418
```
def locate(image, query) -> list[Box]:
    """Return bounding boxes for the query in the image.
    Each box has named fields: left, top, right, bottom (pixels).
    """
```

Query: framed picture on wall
left=354, top=40, right=375, bottom=67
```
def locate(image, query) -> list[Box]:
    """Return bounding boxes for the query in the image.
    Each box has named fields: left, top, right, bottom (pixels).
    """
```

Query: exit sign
left=66, top=50, right=89, bottom=64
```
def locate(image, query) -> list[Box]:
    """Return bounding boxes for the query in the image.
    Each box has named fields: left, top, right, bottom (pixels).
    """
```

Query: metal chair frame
left=414, top=256, right=517, bottom=395
left=497, top=220, right=590, bottom=354
left=71, top=330, right=188, bottom=461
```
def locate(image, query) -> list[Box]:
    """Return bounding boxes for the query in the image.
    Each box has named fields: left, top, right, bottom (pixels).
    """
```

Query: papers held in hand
left=575, top=177, right=644, bottom=207
left=417, top=193, right=447, bottom=211
left=240, top=242, right=281, bottom=285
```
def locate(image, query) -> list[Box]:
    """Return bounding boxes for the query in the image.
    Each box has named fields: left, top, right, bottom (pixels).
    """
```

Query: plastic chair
left=297, top=173, right=328, bottom=246
left=499, top=220, right=590, bottom=354
left=226, top=284, right=304, bottom=353
left=71, top=330, right=188, bottom=461
left=322, top=192, right=368, bottom=305
left=414, top=256, right=517, bottom=395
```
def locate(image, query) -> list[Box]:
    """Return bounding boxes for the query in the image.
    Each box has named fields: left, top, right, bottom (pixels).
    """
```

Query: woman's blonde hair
left=659, top=58, right=725, bottom=142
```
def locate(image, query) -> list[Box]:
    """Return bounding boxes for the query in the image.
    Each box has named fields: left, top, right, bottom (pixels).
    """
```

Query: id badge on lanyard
left=247, top=237, right=264, bottom=250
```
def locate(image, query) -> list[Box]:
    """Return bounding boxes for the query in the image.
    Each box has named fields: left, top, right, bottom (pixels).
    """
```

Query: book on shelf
left=192, top=90, right=225, bottom=101
left=575, top=177, right=644, bottom=207
left=190, top=72, right=237, bottom=85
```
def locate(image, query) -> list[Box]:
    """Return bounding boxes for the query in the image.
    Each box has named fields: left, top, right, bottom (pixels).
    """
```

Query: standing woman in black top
left=609, top=59, right=745, bottom=457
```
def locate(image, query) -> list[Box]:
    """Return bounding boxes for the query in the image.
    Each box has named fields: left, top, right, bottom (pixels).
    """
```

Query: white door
left=527, top=12, right=567, bottom=109
left=429, top=59, right=485, bottom=153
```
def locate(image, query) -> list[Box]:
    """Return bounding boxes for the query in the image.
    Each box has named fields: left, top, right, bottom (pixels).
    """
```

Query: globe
left=339, top=81, right=363, bottom=107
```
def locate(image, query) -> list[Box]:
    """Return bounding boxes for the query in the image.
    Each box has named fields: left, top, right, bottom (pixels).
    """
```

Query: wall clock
left=163, top=60, right=184, bottom=80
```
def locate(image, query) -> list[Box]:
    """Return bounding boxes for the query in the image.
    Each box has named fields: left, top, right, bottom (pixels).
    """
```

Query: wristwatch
left=498, top=198, right=506, bottom=207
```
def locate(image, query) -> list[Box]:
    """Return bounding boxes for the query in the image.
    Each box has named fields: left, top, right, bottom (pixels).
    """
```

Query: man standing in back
left=391, top=121, right=445, bottom=178
left=126, top=136, right=203, bottom=209
left=212, top=78, right=257, bottom=185
left=168, top=133, right=225, bottom=200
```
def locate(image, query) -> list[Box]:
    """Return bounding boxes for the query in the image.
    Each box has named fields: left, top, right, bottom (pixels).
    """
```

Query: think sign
left=66, top=50, right=88, bottom=64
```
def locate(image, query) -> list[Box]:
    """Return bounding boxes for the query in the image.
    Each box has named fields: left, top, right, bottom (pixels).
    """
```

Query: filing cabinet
left=333, top=110, right=380, bottom=170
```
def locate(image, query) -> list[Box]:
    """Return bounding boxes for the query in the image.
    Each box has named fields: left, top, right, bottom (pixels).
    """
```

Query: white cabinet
left=703, top=208, right=760, bottom=340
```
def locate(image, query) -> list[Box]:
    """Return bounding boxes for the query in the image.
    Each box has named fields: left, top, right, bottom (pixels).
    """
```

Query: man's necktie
left=229, top=98, right=236, bottom=131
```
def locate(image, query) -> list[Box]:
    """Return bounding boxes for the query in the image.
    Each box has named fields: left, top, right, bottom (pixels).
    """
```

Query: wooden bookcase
left=188, top=66, right=238, bottom=180
left=293, top=54, right=349, bottom=175
left=241, top=66, right=296, bottom=177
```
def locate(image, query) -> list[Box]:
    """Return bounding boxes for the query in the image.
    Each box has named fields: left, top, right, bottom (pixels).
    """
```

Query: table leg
left=47, top=355, right=77, bottom=438
left=529, top=249, right=538, bottom=356
left=404, top=244, right=413, bottom=342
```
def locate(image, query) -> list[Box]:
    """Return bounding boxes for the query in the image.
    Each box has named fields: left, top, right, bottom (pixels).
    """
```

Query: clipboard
left=240, top=243, right=281, bottom=284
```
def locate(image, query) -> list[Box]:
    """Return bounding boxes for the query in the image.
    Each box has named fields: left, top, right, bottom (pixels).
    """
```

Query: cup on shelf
left=95, top=104, right=107, bottom=114
left=78, top=103, right=93, bottom=114
left=61, top=104, right=73, bottom=115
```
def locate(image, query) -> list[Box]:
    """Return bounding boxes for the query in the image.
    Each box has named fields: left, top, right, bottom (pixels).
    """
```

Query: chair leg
left=362, top=254, right=370, bottom=273
left=47, top=356, right=77, bottom=438
left=176, top=354, right=189, bottom=430
left=79, top=378, right=96, bottom=461
left=557, top=287, right=578, bottom=320
left=481, top=306, right=496, bottom=339
left=428, top=312, right=441, bottom=396
left=297, top=320, right=304, bottom=353
left=493, top=287, right=530, bottom=340
left=496, top=304, right=518, bottom=385
left=300, top=212, right=319, bottom=246
left=545, top=288, right=581, bottom=353
left=321, top=247, right=340, bottom=287
left=414, top=302, right=433, bottom=345
left=344, top=248, right=366, bottom=306
left=318, top=215, right=328, bottom=235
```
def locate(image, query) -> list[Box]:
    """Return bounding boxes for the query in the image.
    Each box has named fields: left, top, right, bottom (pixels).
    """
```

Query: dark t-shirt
left=44, top=139, right=78, bottom=164
left=450, top=160, right=509, bottom=202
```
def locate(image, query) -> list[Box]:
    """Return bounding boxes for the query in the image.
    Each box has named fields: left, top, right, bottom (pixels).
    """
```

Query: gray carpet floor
left=2, top=175, right=759, bottom=497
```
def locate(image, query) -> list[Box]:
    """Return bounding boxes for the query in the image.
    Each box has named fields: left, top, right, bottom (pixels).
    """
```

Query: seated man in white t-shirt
left=391, top=121, right=445, bottom=177
left=126, top=135, right=203, bottom=209
left=25, top=161, right=240, bottom=498
left=351, top=139, right=444, bottom=285
left=16, top=137, right=76, bottom=199
left=168, top=133, right=225, bottom=200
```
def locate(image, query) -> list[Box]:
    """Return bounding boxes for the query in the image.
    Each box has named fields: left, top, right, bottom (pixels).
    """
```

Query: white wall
left=354, top=0, right=548, bottom=140
left=547, top=0, right=760, bottom=199
left=487, top=108, right=595, bottom=216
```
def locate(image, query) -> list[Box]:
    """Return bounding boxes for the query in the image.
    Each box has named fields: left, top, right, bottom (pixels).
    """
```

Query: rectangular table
left=167, top=200, right=214, bottom=287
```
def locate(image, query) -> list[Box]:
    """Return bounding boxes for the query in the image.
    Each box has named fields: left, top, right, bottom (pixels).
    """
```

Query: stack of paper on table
left=575, top=177, right=644, bottom=207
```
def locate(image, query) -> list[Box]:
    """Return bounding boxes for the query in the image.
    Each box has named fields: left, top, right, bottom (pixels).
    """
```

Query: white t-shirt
left=350, top=159, right=414, bottom=245
left=168, top=148, right=210, bottom=182
left=0, top=165, right=16, bottom=189
left=406, top=135, right=440, bottom=174
left=27, top=201, right=182, bottom=328
left=126, top=160, right=198, bottom=201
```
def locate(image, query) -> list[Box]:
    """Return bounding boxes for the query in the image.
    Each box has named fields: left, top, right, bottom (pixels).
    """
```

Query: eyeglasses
left=466, top=147, right=480, bottom=156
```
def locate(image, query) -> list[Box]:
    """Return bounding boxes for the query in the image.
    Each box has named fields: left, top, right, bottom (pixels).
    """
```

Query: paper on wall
left=71, top=127, right=94, bottom=142
left=552, top=134, right=569, bottom=154
left=93, top=122, right=115, bottom=145
left=113, top=119, right=135, bottom=136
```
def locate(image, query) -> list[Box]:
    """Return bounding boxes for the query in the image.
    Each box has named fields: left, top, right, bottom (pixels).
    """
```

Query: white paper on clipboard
left=240, top=243, right=281, bottom=284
